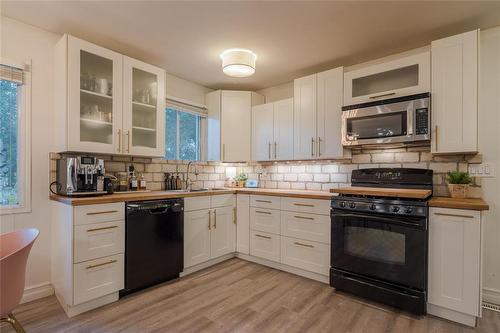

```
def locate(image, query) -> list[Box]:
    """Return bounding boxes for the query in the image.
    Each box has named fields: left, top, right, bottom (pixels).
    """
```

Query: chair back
left=0, top=228, right=39, bottom=317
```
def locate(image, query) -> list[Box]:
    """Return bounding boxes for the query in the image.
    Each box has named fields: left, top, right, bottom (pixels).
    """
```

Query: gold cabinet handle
left=268, top=142, right=272, bottom=160
left=293, top=203, right=314, bottom=207
left=233, top=207, right=237, bottom=225
left=434, top=212, right=474, bottom=219
left=86, top=259, right=117, bottom=270
left=369, top=92, right=396, bottom=99
left=255, top=200, right=272, bottom=203
left=317, top=137, right=322, bottom=157
left=117, top=129, right=122, bottom=153
left=435, top=125, right=438, bottom=151
left=274, top=142, right=277, bottom=159
left=214, top=209, right=217, bottom=229
left=127, top=130, right=131, bottom=153
left=293, top=241, right=314, bottom=248
left=208, top=210, right=212, bottom=230
left=256, top=234, right=271, bottom=240
left=311, top=137, right=315, bottom=157
left=293, top=215, right=314, bottom=220
left=255, top=210, right=272, bottom=215
left=86, top=210, right=118, bottom=216
left=87, top=225, right=118, bottom=232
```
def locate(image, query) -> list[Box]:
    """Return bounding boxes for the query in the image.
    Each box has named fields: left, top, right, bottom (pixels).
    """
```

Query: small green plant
left=235, top=173, right=248, bottom=182
left=446, top=171, right=472, bottom=185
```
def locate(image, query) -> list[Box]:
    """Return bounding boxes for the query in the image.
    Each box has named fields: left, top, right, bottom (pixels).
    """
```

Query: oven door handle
left=332, top=212, right=425, bottom=229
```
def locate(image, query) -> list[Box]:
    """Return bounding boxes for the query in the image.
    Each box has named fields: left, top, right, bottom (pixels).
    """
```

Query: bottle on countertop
left=175, top=174, right=182, bottom=190
left=164, top=173, right=171, bottom=190
left=138, top=173, right=147, bottom=191
left=129, top=165, right=138, bottom=191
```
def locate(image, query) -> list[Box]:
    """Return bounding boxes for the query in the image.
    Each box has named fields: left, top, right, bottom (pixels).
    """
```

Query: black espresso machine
left=54, top=156, right=108, bottom=196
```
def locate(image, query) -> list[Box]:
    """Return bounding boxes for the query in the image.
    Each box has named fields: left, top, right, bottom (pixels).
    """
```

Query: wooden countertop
left=428, top=197, right=489, bottom=211
left=330, top=186, right=432, bottom=199
left=50, top=188, right=334, bottom=206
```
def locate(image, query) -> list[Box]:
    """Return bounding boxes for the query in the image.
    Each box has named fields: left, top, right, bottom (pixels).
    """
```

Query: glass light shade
left=220, top=49, right=257, bottom=77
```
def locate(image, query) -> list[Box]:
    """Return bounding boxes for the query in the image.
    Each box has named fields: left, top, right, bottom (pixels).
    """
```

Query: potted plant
left=235, top=173, right=248, bottom=188
left=446, top=171, right=473, bottom=198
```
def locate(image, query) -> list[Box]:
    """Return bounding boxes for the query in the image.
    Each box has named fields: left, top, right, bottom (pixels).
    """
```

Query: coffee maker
left=55, top=156, right=107, bottom=196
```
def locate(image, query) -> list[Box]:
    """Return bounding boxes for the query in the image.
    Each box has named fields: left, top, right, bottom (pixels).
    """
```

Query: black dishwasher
left=121, top=199, right=184, bottom=297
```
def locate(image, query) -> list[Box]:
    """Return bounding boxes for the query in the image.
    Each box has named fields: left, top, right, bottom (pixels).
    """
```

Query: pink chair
left=0, top=228, right=39, bottom=333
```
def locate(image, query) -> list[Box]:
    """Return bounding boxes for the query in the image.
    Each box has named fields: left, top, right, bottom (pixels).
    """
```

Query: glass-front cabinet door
left=67, top=36, right=123, bottom=154
left=123, top=57, right=165, bottom=157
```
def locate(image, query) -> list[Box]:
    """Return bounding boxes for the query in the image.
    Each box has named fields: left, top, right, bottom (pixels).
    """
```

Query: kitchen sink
left=189, top=188, right=227, bottom=192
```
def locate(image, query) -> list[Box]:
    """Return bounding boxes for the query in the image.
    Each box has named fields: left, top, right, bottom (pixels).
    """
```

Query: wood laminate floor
left=1, top=258, right=499, bottom=333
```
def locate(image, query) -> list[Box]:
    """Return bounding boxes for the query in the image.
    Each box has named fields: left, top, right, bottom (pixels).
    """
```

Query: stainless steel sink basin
left=189, top=188, right=227, bottom=192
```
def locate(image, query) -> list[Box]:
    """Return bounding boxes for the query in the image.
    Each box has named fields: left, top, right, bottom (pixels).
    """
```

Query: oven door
left=342, top=97, right=423, bottom=146
left=331, top=210, right=427, bottom=290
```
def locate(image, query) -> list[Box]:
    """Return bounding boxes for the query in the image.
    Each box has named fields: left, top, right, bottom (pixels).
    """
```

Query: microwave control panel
left=415, top=108, right=429, bottom=135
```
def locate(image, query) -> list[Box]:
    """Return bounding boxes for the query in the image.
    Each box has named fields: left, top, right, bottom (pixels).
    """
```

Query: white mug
left=97, top=78, right=109, bottom=95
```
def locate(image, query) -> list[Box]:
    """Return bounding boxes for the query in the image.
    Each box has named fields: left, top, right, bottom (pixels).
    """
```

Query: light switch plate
left=469, top=163, right=495, bottom=177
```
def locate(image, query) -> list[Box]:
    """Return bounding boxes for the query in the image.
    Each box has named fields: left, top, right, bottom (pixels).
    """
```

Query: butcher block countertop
left=330, top=186, right=432, bottom=200
left=428, top=197, right=489, bottom=211
left=50, top=188, right=335, bottom=206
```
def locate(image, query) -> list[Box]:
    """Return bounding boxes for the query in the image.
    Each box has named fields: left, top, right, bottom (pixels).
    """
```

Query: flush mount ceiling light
left=220, top=48, right=257, bottom=77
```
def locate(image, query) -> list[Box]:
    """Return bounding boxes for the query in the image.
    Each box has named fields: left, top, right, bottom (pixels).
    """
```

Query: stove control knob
left=392, top=206, right=400, bottom=213
left=339, top=202, right=346, bottom=208
left=404, top=208, right=413, bottom=214
left=349, top=202, right=356, bottom=209
left=369, top=204, right=376, bottom=210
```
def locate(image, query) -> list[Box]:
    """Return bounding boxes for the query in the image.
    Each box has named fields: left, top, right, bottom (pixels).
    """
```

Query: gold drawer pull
left=86, top=210, right=118, bottom=216
left=86, top=259, right=117, bottom=270
left=86, top=225, right=118, bottom=232
left=294, top=215, right=314, bottom=220
left=434, top=212, right=474, bottom=219
left=256, top=234, right=272, bottom=240
left=255, top=210, right=272, bottom=215
left=293, top=242, right=314, bottom=248
left=293, top=203, right=314, bottom=207
left=256, top=200, right=272, bottom=203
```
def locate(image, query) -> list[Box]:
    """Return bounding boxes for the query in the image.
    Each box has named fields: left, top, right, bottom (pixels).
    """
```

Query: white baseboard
left=20, top=282, right=54, bottom=304
left=483, top=287, right=500, bottom=305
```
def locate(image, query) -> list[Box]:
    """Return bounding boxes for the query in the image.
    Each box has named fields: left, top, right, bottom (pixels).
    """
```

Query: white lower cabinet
left=236, top=194, right=250, bottom=255
left=73, top=253, right=124, bottom=305
left=281, top=236, right=330, bottom=275
left=184, top=195, right=236, bottom=268
left=250, top=230, right=281, bottom=262
left=428, top=207, right=482, bottom=326
left=280, top=211, right=330, bottom=244
left=250, top=207, right=281, bottom=234
left=74, top=220, right=125, bottom=263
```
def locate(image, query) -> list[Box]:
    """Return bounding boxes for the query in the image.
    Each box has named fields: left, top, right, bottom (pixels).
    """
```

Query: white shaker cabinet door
left=431, top=30, right=478, bottom=154
left=252, top=103, right=274, bottom=161
left=273, top=98, right=294, bottom=160
left=210, top=206, right=236, bottom=259
left=221, top=91, right=252, bottom=161
left=184, top=209, right=211, bottom=268
left=428, top=208, right=481, bottom=316
left=236, top=194, right=250, bottom=255
left=294, top=74, right=317, bottom=159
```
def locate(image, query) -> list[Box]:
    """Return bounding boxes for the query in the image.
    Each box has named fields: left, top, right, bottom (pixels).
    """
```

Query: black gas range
left=330, top=168, right=433, bottom=315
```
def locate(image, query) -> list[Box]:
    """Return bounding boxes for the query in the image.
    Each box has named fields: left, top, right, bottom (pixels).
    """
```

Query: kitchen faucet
left=185, top=161, right=197, bottom=191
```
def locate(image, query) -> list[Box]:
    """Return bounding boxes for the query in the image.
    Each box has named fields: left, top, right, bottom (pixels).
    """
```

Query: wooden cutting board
left=330, top=186, right=432, bottom=199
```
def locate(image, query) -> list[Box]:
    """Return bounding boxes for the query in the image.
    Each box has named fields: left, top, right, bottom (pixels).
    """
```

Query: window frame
left=0, top=59, right=31, bottom=215
left=165, top=103, right=207, bottom=161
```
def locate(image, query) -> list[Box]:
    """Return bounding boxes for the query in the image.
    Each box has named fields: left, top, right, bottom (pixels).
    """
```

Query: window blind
left=166, top=97, right=207, bottom=117
left=0, top=64, right=24, bottom=85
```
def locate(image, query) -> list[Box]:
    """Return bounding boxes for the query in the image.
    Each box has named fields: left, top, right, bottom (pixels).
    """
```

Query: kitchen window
left=0, top=61, right=31, bottom=214
left=165, top=99, right=206, bottom=161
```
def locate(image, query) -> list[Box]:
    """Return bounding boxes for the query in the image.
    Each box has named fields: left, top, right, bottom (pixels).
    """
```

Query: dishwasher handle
left=127, top=201, right=183, bottom=214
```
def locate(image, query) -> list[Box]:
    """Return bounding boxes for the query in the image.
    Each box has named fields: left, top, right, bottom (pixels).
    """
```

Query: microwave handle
left=407, top=109, right=414, bottom=135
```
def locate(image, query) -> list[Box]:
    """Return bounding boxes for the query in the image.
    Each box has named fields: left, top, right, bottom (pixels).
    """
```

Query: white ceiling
left=3, top=1, right=500, bottom=91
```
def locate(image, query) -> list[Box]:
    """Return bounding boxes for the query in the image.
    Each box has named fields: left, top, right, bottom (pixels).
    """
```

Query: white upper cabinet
left=294, top=68, right=347, bottom=160
left=294, top=74, right=318, bottom=159
left=123, top=57, right=165, bottom=157
left=207, top=90, right=264, bottom=162
left=251, top=98, right=294, bottom=161
left=344, top=52, right=430, bottom=106
left=252, top=103, right=274, bottom=161
left=55, top=35, right=166, bottom=157
left=431, top=30, right=478, bottom=154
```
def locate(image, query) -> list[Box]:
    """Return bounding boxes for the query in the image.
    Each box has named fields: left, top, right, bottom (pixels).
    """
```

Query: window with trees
left=165, top=108, right=201, bottom=161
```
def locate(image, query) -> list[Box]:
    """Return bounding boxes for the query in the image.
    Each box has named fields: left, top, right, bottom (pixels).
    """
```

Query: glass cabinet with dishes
left=55, top=35, right=165, bottom=157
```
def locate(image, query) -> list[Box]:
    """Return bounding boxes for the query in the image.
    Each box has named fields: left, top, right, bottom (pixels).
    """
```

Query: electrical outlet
left=469, top=163, right=495, bottom=177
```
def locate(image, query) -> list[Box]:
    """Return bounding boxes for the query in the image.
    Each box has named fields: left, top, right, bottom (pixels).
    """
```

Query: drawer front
left=185, top=196, right=211, bottom=211
left=281, top=236, right=330, bottom=276
left=250, top=207, right=281, bottom=234
left=211, top=194, right=235, bottom=208
left=281, top=211, right=330, bottom=244
left=75, top=203, right=125, bottom=225
left=73, top=253, right=124, bottom=305
left=250, top=195, right=281, bottom=210
left=74, top=220, right=125, bottom=263
left=250, top=230, right=280, bottom=263
left=281, top=197, right=330, bottom=215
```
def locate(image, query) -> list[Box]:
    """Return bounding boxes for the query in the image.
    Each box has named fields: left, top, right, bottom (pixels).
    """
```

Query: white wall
left=0, top=16, right=59, bottom=301
left=166, top=73, right=212, bottom=106
left=257, top=81, right=293, bottom=103
left=479, top=26, right=500, bottom=304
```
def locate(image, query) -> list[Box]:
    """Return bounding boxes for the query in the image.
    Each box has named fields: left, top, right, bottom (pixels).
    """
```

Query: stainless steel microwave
left=341, top=93, right=430, bottom=147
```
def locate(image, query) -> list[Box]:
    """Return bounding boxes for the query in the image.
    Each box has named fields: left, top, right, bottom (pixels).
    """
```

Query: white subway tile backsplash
left=306, top=165, right=322, bottom=173
left=429, top=162, right=458, bottom=173
left=291, top=165, right=306, bottom=173
left=298, top=173, right=313, bottom=182
left=272, top=174, right=284, bottom=181
left=278, top=182, right=291, bottom=189
left=284, top=174, right=298, bottom=181
left=395, top=152, right=419, bottom=162
left=339, top=164, right=358, bottom=173
left=372, top=153, right=395, bottom=163
left=331, top=174, right=348, bottom=183
left=322, top=165, right=339, bottom=173
left=313, top=174, right=330, bottom=182
left=306, top=182, right=321, bottom=190
left=278, top=165, right=291, bottom=173
left=291, top=182, right=306, bottom=190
